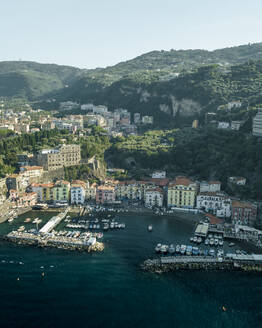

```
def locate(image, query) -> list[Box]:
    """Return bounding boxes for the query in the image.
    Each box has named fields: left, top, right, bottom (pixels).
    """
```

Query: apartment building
left=96, top=185, right=116, bottom=204
left=167, top=177, right=197, bottom=208
left=196, top=192, right=231, bottom=218
left=37, top=144, right=81, bottom=171
left=145, top=188, right=164, bottom=208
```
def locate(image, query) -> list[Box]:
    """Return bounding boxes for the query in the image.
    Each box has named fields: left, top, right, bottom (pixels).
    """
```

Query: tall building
left=37, top=144, right=81, bottom=171
left=253, top=109, right=262, bottom=137
left=167, top=177, right=197, bottom=208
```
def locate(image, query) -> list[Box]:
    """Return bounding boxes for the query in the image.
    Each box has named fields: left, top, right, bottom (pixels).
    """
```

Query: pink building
left=232, top=200, right=257, bottom=226
left=10, top=190, right=37, bottom=208
left=96, top=185, right=116, bottom=204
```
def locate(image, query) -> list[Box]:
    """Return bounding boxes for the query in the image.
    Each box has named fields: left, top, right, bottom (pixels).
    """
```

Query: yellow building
left=86, top=182, right=97, bottom=200
left=41, top=183, right=54, bottom=202
left=167, top=177, right=197, bottom=208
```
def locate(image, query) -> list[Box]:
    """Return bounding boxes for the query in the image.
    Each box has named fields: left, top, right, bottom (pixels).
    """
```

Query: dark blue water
left=0, top=212, right=261, bottom=328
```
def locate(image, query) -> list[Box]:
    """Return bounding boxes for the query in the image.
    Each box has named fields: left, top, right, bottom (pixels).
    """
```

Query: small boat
left=186, top=245, right=193, bottom=256
left=148, top=225, right=153, bottom=232
left=180, top=245, right=187, bottom=255
left=229, top=242, right=235, bottom=247
left=209, top=249, right=215, bottom=256
left=169, top=244, right=175, bottom=254
left=190, top=237, right=194, bottom=242
left=8, top=218, right=14, bottom=223
left=209, top=238, right=214, bottom=246
left=218, top=240, right=223, bottom=246
left=175, top=245, right=181, bottom=253
left=205, top=239, right=209, bottom=246
left=155, top=243, right=161, bottom=253
left=160, top=245, right=168, bottom=254
left=197, top=237, right=202, bottom=244
left=24, top=218, right=31, bottom=223
left=192, top=247, right=199, bottom=256
left=193, top=236, right=198, bottom=243
left=214, top=239, right=219, bottom=246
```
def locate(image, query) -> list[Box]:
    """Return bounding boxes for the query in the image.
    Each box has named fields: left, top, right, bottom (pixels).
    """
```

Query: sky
left=1, top=0, right=262, bottom=69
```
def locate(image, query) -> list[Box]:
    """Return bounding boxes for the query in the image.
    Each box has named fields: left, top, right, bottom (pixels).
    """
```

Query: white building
left=142, top=116, right=154, bottom=124
left=252, top=109, right=262, bottom=137
left=70, top=181, right=86, bottom=205
left=231, top=121, right=243, bottom=131
left=200, top=181, right=221, bottom=193
left=145, top=188, right=163, bottom=208
left=20, top=166, right=43, bottom=179
left=227, top=101, right=242, bottom=110
left=152, top=171, right=166, bottom=179
left=228, top=176, right=246, bottom=186
left=218, top=122, right=230, bottom=129
left=196, top=192, right=231, bottom=218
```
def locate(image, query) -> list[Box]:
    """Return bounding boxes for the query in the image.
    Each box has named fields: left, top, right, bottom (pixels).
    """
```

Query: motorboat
left=209, top=249, right=215, bottom=256
left=168, top=244, right=175, bottom=254
left=175, top=245, right=181, bottom=253
left=190, top=237, right=194, bottom=242
left=218, top=240, right=223, bottom=246
left=180, top=245, right=187, bottom=255
left=186, top=245, right=193, bottom=256
left=209, top=238, right=214, bottom=246
left=229, top=242, right=235, bottom=247
left=197, top=237, right=202, bottom=244
left=160, top=245, right=168, bottom=254
left=214, top=239, right=219, bottom=246
left=193, top=236, right=198, bottom=243
left=148, top=225, right=153, bottom=232
left=205, top=239, right=209, bottom=246
left=192, top=247, right=199, bottom=256
left=155, top=243, right=161, bottom=253
left=8, top=218, right=14, bottom=223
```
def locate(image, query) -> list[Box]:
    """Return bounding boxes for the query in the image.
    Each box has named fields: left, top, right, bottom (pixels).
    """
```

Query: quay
left=142, top=255, right=262, bottom=273
left=5, top=230, right=104, bottom=252
left=39, top=208, right=70, bottom=233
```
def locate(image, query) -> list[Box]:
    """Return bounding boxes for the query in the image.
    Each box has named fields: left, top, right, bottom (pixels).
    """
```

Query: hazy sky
left=1, top=0, right=262, bottom=68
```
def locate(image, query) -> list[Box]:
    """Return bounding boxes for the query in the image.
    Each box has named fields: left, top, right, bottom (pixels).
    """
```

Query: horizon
left=1, top=0, right=262, bottom=69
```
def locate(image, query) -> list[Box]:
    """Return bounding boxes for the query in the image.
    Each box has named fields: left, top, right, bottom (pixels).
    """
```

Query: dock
left=142, top=255, right=262, bottom=273
left=39, top=208, right=70, bottom=233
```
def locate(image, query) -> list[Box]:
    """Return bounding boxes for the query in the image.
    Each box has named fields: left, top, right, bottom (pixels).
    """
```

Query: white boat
left=214, top=239, right=219, bottom=246
left=190, top=237, right=194, bottom=242
left=193, top=236, right=198, bottom=243
left=168, top=244, right=175, bottom=254
left=197, top=237, right=202, bottom=244
left=205, top=239, right=209, bottom=246
left=229, top=242, right=235, bottom=247
left=209, top=238, right=214, bottom=246
left=218, top=240, right=223, bottom=246
left=8, top=218, right=14, bottom=223
left=148, top=225, right=153, bottom=232
left=160, top=245, right=168, bottom=254
left=155, top=243, right=161, bottom=253
left=175, top=245, right=181, bottom=253
left=180, top=245, right=187, bottom=255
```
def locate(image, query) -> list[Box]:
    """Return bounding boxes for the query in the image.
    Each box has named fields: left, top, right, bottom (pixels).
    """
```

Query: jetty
left=39, top=208, right=69, bottom=233
left=142, top=254, right=262, bottom=273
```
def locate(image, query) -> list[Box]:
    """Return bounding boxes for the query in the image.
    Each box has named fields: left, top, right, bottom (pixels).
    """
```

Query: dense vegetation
left=107, top=128, right=262, bottom=200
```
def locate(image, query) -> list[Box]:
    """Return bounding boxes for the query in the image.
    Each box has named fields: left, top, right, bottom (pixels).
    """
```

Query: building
left=96, top=185, right=116, bottom=204
left=252, top=109, right=262, bottom=137
left=134, top=113, right=141, bottom=124
left=231, top=121, right=243, bottom=131
left=51, top=180, right=70, bottom=204
left=227, top=101, right=242, bottom=110
left=196, top=192, right=231, bottom=218
left=115, top=181, right=142, bottom=200
left=30, top=183, right=54, bottom=202
left=20, top=166, right=43, bottom=178
left=145, top=188, right=164, bottom=207
left=141, top=116, right=153, bottom=124
left=6, top=174, right=29, bottom=192
left=167, top=177, right=197, bottom=208
left=70, top=180, right=86, bottom=205
left=192, top=120, right=199, bottom=128
left=152, top=171, right=166, bottom=179
left=9, top=190, right=37, bottom=208
left=200, top=181, right=221, bottom=193
left=218, top=122, right=230, bottom=129
left=228, top=176, right=246, bottom=186
left=37, top=144, right=81, bottom=171
left=231, top=200, right=257, bottom=226
left=86, top=182, right=97, bottom=200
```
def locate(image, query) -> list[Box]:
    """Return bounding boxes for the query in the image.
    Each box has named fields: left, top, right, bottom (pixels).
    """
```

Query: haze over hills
left=1, top=42, right=262, bottom=126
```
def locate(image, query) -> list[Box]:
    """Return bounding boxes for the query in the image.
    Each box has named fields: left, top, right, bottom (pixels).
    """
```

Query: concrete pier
left=39, top=208, right=70, bottom=233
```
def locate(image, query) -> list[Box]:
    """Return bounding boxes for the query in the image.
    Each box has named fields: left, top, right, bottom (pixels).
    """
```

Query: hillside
left=0, top=61, right=81, bottom=99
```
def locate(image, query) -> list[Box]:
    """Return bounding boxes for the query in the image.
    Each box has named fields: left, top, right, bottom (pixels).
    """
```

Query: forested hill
left=1, top=42, right=262, bottom=101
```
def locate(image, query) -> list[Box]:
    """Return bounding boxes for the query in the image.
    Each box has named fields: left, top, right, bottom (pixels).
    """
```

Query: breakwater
left=5, top=231, right=104, bottom=252
left=141, top=255, right=262, bottom=273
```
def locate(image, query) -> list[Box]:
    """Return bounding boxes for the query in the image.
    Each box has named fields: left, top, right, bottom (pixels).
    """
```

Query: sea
left=0, top=211, right=261, bottom=328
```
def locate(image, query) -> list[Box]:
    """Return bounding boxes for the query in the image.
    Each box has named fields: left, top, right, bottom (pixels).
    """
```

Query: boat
left=155, top=243, right=161, bottom=253
left=197, top=237, right=202, bottom=244
left=160, top=245, right=168, bottom=254
left=186, top=245, right=193, bottom=256
left=180, top=245, right=187, bottom=255
left=205, top=239, right=209, bottom=246
left=103, top=224, right=109, bottom=231
left=214, top=239, right=219, bottom=246
left=8, top=218, right=14, bottom=223
left=218, top=240, right=223, bottom=246
left=148, top=225, right=153, bottom=232
left=209, top=238, right=214, bottom=246
left=24, top=218, right=31, bottom=223
left=209, top=249, right=215, bottom=256
left=169, top=244, right=175, bottom=254
left=192, top=247, right=199, bottom=256
left=175, top=245, right=181, bottom=253
left=193, top=236, right=198, bottom=243
left=18, top=226, right=25, bottom=232
left=229, top=242, right=235, bottom=247
left=190, top=237, right=194, bottom=242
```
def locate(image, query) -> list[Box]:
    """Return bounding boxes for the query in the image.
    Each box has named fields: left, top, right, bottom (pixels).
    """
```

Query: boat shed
left=195, top=224, right=209, bottom=237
